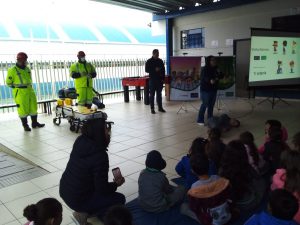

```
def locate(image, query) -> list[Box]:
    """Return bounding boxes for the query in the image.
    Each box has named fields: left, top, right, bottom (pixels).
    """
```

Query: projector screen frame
left=248, top=28, right=300, bottom=87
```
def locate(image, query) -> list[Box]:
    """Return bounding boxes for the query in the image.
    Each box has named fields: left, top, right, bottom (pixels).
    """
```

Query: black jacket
left=200, top=66, right=220, bottom=92
left=263, top=140, right=287, bottom=173
left=59, top=135, right=117, bottom=207
left=145, top=57, right=165, bottom=81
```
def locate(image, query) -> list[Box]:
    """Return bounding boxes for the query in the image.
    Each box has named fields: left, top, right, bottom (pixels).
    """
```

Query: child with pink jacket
left=271, top=150, right=300, bottom=224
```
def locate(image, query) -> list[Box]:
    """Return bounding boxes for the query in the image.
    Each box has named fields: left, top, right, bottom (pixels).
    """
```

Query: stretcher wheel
left=53, top=118, right=61, bottom=126
left=70, top=124, right=76, bottom=132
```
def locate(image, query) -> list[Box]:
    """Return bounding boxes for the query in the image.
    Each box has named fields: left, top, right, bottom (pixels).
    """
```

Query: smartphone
left=112, top=167, right=123, bottom=180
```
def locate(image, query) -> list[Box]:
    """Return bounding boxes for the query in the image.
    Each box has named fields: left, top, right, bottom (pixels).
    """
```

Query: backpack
left=58, top=88, right=77, bottom=99
left=188, top=178, right=232, bottom=225
left=92, top=89, right=105, bottom=109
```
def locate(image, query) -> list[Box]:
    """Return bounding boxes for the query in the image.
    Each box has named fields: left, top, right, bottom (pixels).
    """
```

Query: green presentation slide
left=249, top=36, right=300, bottom=82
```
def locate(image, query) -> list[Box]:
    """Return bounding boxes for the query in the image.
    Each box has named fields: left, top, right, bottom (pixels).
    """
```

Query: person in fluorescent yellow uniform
left=6, top=52, right=45, bottom=131
left=70, top=51, right=97, bottom=107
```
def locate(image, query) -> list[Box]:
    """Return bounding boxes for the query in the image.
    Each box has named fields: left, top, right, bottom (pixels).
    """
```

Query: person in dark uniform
left=145, top=49, right=166, bottom=114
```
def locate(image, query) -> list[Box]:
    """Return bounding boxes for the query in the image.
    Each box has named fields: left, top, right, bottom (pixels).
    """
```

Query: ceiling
left=92, top=0, right=267, bottom=17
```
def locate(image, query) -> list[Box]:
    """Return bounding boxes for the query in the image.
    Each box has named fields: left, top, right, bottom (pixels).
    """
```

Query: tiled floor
left=0, top=97, right=300, bottom=225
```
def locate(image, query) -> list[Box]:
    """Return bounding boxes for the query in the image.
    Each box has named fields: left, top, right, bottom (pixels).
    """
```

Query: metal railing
left=0, top=58, right=158, bottom=110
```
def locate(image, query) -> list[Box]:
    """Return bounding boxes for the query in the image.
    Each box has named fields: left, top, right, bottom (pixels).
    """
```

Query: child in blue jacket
left=175, top=137, right=208, bottom=189
left=245, top=189, right=299, bottom=225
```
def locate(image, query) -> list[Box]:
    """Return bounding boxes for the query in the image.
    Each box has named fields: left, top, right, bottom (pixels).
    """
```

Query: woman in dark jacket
left=197, top=55, right=222, bottom=125
left=59, top=118, right=125, bottom=225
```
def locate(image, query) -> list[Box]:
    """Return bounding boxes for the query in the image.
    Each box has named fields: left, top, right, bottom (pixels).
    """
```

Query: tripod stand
left=177, top=101, right=198, bottom=114
left=215, top=92, right=230, bottom=113
left=257, top=90, right=290, bottom=109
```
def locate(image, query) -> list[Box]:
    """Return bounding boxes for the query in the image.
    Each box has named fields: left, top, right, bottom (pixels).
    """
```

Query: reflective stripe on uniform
left=14, top=84, right=31, bottom=88
left=15, top=67, right=24, bottom=85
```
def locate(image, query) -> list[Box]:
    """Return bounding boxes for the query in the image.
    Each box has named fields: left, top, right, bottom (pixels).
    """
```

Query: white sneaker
left=197, top=122, right=205, bottom=126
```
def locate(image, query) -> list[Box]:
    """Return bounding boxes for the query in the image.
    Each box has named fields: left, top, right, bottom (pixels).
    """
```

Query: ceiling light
left=165, top=10, right=169, bottom=13
left=179, top=6, right=184, bottom=10
left=195, top=2, right=202, bottom=6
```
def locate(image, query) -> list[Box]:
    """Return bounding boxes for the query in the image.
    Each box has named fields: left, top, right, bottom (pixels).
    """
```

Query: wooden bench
left=0, top=99, right=56, bottom=115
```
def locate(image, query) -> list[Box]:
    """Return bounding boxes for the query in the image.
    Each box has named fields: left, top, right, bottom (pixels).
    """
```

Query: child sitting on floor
left=175, top=137, right=208, bottom=189
left=244, top=189, right=299, bottom=225
left=258, top=119, right=288, bottom=153
left=206, top=128, right=226, bottom=173
left=138, top=150, right=185, bottom=213
left=182, top=153, right=231, bottom=225
left=263, top=126, right=290, bottom=173
left=271, top=150, right=300, bottom=223
left=239, top=131, right=267, bottom=175
left=292, top=132, right=300, bottom=152
left=219, top=140, right=266, bottom=212
left=23, top=198, right=63, bottom=225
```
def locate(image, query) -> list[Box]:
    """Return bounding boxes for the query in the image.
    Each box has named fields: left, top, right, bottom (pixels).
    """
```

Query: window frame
left=180, top=28, right=205, bottom=49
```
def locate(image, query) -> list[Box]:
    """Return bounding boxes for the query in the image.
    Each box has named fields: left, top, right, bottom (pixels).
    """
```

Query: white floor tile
left=5, top=191, right=50, bottom=219
left=108, top=154, right=127, bottom=166
left=117, top=179, right=138, bottom=197
left=5, top=220, right=21, bottom=225
left=115, top=147, right=147, bottom=159
left=0, top=205, right=16, bottom=225
left=49, top=158, right=69, bottom=170
left=37, top=151, right=69, bottom=163
left=0, top=181, right=41, bottom=203
left=116, top=161, right=145, bottom=177
left=108, top=143, right=131, bottom=153
left=30, top=171, right=63, bottom=190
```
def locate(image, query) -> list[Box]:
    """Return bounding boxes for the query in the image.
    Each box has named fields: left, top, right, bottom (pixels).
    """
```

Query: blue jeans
left=197, top=90, right=217, bottom=123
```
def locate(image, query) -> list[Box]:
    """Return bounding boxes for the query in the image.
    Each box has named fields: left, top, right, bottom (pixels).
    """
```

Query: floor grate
left=0, top=151, right=49, bottom=188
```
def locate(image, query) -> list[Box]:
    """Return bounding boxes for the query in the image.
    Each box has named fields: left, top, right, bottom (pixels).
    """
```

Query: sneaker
left=197, top=122, right=205, bottom=126
left=72, top=212, right=89, bottom=225
left=151, top=109, right=156, bottom=114
left=158, top=108, right=166, bottom=113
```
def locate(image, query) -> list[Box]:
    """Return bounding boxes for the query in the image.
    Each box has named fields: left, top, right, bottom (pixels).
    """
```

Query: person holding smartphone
left=59, top=118, right=125, bottom=225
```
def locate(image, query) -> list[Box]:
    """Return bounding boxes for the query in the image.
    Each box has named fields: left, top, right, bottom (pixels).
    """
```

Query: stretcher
left=53, top=105, right=108, bottom=132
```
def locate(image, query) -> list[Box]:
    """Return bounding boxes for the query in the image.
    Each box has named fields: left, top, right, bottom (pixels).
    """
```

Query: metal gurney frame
left=53, top=105, right=108, bottom=133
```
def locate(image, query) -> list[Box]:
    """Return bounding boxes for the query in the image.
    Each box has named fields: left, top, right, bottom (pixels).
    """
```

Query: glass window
left=181, top=28, right=205, bottom=49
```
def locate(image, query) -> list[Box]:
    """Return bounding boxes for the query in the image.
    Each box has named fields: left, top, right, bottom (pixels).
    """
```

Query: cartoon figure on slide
left=273, top=41, right=278, bottom=54
left=289, top=60, right=294, bottom=73
left=277, top=60, right=283, bottom=74
left=283, top=40, right=287, bottom=55
left=292, top=41, right=296, bottom=54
